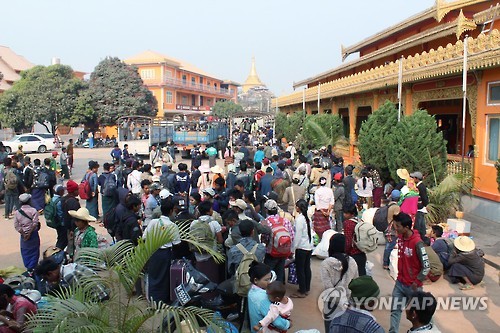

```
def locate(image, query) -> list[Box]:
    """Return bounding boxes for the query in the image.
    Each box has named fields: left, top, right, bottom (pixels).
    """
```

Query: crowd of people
left=0, top=134, right=487, bottom=333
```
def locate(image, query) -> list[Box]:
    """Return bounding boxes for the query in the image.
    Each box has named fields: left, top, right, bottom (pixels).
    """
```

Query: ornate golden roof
left=242, top=57, right=265, bottom=92
left=274, top=30, right=500, bottom=108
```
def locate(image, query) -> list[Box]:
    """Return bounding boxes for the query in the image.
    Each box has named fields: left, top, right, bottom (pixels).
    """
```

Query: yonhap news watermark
left=318, top=288, right=489, bottom=320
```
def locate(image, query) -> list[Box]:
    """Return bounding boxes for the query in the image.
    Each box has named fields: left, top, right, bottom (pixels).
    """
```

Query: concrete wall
left=462, top=195, right=500, bottom=224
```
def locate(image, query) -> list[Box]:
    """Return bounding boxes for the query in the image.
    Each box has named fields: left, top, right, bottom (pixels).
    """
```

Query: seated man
left=423, top=237, right=443, bottom=282
left=430, top=225, right=452, bottom=270
left=227, top=219, right=266, bottom=277
left=447, top=236, right=485, bottom=290
left=35, top=258, right=109, bottom=301
left=328, top=275, right=384, bottom=333
left=0, top=284, right=37, bottom=329
left=405, top=291, right=441, bottom=332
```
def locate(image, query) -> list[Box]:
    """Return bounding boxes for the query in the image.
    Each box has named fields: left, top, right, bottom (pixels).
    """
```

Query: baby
left=253, top=281, right=293, bottom=332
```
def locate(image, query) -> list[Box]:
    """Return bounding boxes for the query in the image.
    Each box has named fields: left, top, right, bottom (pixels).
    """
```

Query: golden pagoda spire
left=242, top=56, right=265, bottom=92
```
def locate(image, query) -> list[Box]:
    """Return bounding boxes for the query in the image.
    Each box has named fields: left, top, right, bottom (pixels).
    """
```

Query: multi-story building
left=0, top=46, right=33, bottom=93
left=125, top=50, right=239, bottom=117
left=273, top=0, right=500, bottom=222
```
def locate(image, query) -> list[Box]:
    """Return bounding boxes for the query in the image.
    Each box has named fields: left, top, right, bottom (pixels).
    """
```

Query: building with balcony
left=0, top=46, right=34, bottom=93
left=124, top=50, right=239, bottom=117
left=273, top=0, right=500, bottom=223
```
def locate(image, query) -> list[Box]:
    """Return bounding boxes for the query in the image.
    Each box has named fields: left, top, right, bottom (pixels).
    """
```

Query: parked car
left=33, top=133, right=64, bottom=147
left=2, top=134, right=56, bottom=153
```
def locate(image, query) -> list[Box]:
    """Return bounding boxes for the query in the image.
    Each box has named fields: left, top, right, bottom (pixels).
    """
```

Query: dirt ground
left=0, top=147, right=498, bottom=332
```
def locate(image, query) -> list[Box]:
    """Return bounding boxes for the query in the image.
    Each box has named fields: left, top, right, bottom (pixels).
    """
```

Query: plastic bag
left=288, top=262, right=298, bottom=285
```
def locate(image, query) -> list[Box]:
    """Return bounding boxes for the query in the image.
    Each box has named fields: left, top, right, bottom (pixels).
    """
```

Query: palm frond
left=177, top=220, right=225, bottom=264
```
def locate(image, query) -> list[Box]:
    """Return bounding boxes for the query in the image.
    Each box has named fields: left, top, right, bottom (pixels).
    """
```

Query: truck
left=173, top=119, right=229, bottom=159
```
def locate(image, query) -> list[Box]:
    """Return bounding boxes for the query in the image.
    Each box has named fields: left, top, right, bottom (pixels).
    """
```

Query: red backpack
left=79, top=172, right=93, bottom=200
left=267, top=216, right=292, bottom=258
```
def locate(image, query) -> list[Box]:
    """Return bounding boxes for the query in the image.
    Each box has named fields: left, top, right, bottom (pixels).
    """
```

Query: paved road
left=0, top=147, right=498, bottom=332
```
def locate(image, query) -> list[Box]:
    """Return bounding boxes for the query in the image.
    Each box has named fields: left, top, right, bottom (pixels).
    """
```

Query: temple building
left=0, top=46, right=34, bottom=93
left=125, top=50, right=239, bottom=117
left=273, top=0, right=500, bottom=222
left=242, top=57, right=266, bottom=92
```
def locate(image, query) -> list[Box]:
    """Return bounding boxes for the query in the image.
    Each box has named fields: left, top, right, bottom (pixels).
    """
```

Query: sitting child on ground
left=253, top=281, right=293, bottom=332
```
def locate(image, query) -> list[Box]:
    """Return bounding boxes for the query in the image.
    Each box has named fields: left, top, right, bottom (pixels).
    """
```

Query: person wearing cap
left=202, top=188, right=220, bottom=214
left=49, top=151, right=59, bottom=172
left=328, top=275, right=384, bottom=333
left=83, top=161, right=100, bottom=219
left=70, top=208, right=98, bottom=257
left=411, top=171, right=428, bottom=240
left=382, top=190, right=402, bottom=270
left=260, top=199, right=295, bottom=283
left=282, top=174, right=306, bottom=215
left=225, top=199, right=270, bottom=247
left=149, top=144, right=162, bottom=165
left=52, top=185, right=67, bottom=250
left=14, top=193, right=40, bottom=271
left=405, top=291, right=441, bottom=333
left=447, top=236, right=485, bottom=290
left=143, top=182, right=161, bottom=230
left=98, top=163, right=118, bottom=219
left=61, top=180, right=81, bottom=257
left=153, top=161, right=163, bottom=178
left=332, top=173, right=345, bottom=232
left=389, top=212, right=430, bottom=333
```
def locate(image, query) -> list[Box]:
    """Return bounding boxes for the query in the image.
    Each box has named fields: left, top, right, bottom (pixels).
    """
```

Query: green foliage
left=386, top=109, right=448, bottom=186
left=0, top=65, right=88, bottom=132
left=274, top=111, right=305, bottom=143
left=302, top=113, right=343, bottom=149
left=87, top=57, right=157, bottom=126
left=212, top=100, right=243, bottom=119
left=426, top=172, right=473, bottom=224
left=27, top=221, right=224, bottom=333
left=358, top=101, right=398, bottom=170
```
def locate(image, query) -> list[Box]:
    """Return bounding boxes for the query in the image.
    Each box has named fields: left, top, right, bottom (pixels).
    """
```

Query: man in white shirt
left=143, top=199, right=181, bottom=304
left=149, top=144, right=162, bottom=165
left=127, top=161, right=143, bottom=196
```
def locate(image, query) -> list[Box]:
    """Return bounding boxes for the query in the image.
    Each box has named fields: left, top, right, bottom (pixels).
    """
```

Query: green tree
left=386, top=109, right=448, bottom=186
left=358, top=101, right=398, bottom=171
left=27, top=222, right=225, bottom=332
left=0, top=65, right=88, bottom=133
left=212, top=100, right=243, bottom=119
left=275, top=111, right=305, bottom=143
left=87, top=57, right=157, bottom=126
left=302, top=113, right=343, bottom=149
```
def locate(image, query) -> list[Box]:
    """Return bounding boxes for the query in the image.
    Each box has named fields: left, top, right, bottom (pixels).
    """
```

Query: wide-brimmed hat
left=230, top=199, right=247, bottom=210
left=202, top=188, right=216, bottom=197
left=154, top=162, right=163, bottom=168
left=454, top=236, right=475, bottom=252
left=396, top=168, right=410, bottom=181
left=19, top=193, right=31, bottom=203
left=199, top=165, right=210, bottom=173
left=210, top=165, right=224, bottom=174
left=69, top=208, right=96, bottom=222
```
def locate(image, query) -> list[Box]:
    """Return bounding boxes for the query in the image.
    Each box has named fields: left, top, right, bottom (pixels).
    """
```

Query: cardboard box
left=447, top=218, right=471, bottom=236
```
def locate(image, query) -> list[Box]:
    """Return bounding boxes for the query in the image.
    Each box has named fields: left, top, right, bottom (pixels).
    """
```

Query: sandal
left=290, top=293, right=306, bottom=298
left=459, top=284, right=474, bottom=291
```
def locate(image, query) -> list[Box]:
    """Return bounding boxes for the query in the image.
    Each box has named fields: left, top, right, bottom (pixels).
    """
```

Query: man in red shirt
left=0, top=284, right=37, bottom=328
left=343, top=204, right=367, bottom=276
left=389, top=212, right=430, bottom=333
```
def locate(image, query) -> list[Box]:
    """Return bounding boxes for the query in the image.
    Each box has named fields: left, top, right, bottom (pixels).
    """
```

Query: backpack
left=267, top=216, right=292, bottom=258
left=373, top=203, right=396, bottom=232
left=33, top=168, right=49, bottom=188
left=102, top=173, right=117, bottom=197
left=189, top=218, right=215, bottom=254
left=5, top=170, right=18, bottom=190
left=79, top=172, right=92, bottom=200
left=234, top=243, right=259, bottom=296
left=103, top=207, right=117, bottom=237
left=353, top=218, right=379, bottom=253
left=44, top=197, right=61, bottom=229
left=351, top=188, right=358, bottom=204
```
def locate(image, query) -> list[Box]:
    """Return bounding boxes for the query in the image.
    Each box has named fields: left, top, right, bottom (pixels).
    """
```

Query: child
left=253, top=281, right=293, bottom=332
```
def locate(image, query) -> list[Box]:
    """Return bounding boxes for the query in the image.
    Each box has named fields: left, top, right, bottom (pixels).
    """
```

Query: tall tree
left=87, top=57, right=157, bottom=126
left=0, top=65, right=88, bottom=133
left=358, top=101, right=399, bottom=171
left=212, top=100, right=243, bottom=119
left=386, top=109, right=448, bottom=186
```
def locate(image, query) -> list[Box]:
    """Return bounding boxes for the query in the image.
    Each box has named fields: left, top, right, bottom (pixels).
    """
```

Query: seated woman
left=320, top=233, right=359, bottom=332
left=69, top=208, right=98, bottom=258
left=447, top=236, right=485, bottom=290
left=248, top=262, right=290, bottom=332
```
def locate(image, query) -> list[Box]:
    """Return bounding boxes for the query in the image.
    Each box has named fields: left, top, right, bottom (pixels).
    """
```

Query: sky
left=2, top=0, right=436, bottom=96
